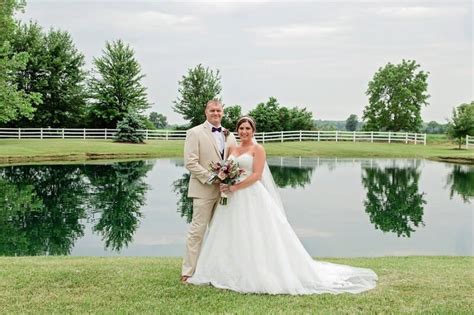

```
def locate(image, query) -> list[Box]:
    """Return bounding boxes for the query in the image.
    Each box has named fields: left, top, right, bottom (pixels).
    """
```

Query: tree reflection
left=268, top=166, right=313, bottom=188
left=361, top=165, right=426, bottom=237
left=172, top=172, right=193, bottom=223
left=446, top=165, right=474, bottom=203
left=0, top=165, right=87, bottom=255
left=84, top=161, right=152, bottom=251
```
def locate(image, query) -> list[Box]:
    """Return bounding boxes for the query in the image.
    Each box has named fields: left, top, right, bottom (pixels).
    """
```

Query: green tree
left=149, top=112, right=167, bottom=129
left=0, top=0, right=40, bottom=125
left=269, top=165, right=314, bottom=188
left=447, top=101, right=474, bottom=149
left=0, top=0, right=25, bottom=43
left=9, top=23, right=87, bottom=127
left=248, top=97, right=281, bottom=132
left=0, top=43, right=40, bottom=124
left=362, top=60, right=429, bottom=132
left=173, top=64, right=221, bottom=127
left=287, top=107, right=313, bottom=130
left=89, top=40, right=150, bottom=128
left=345, top=114, right=358, bottom=131
left=221, top=104, right=241, bottom=131
left=115, top=112, right=146, bottom=143
left=424, top=121, right=446, bottom=134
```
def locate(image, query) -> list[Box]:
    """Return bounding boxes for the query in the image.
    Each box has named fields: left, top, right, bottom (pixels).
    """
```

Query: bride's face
left=238, top=121, right=254, bottom=141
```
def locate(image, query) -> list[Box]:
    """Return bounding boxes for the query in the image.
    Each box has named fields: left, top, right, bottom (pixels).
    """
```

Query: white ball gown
left=187, top=153, right=378, bottom=294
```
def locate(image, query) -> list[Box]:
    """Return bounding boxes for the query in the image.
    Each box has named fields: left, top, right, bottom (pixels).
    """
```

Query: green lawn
left=0, top=256, right=471, bottom=314
left=0, top=139, right=472, bottom=165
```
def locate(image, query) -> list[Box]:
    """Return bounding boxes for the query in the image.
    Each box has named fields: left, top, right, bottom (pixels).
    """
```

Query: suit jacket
left=184, top=122, right=237, bottom=199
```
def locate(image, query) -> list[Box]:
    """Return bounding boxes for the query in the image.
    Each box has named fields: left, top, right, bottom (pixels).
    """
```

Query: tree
left=115, top=113, right=146, bottom=143
left=0, top=43, right=40, bottom=124
left=0, top=0, right=40, bottom=125
left=9, top=23, right=87, bottom=127
left=249, top=97, right=313, bottom=132
left=447, top=101, right=474, bottom=149
left=149, top=112, right=167, bottom=129
left=0, top=0, right=25, bottom=43
left=89, top=40, right=150, bottom=128
left=345, top=114, right=358, bottom=131
left=173, top=64, right=221, bottom=127
left=362, top=59, right=429, bottom=132
left=248, top=97, right=281, bottom=132
left=221, top=105, right=241, bottom=131
left=424, top=121, right=446, bottom=134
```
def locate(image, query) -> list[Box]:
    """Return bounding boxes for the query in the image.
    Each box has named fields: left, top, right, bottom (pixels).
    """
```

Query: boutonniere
left=223, top=128, right=230, bottom=139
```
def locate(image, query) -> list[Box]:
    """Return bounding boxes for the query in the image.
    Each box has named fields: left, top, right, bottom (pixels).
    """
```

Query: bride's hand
left=219, top=183, right=229, bottom=192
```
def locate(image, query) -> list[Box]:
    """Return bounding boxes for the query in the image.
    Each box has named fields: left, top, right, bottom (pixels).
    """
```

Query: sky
left=18, top=0, right=472, bottom=124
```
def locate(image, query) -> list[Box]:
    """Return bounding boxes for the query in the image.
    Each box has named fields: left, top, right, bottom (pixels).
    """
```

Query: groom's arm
left=184, top=128, right=212, bottom=184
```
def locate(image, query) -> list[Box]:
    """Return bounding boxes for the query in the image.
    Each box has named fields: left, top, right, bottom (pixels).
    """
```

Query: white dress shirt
left=206, top=120, right=225, bottom=156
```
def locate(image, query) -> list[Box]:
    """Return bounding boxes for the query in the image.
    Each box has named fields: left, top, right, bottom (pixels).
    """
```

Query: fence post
left=317, top=130, right=320, bottom=142
left=262, top=132, right=265, bottom=144
left=388, top=132, right=391, bottom=144
left=166, top=130, right=169, bottom=140
left=370, top=131, right=373, bottom=143
left=353, top=131, right=356, bottom=142
left=104, top=128, right=107, bottom=140
left=83, top=128, right=86, bottom=140
left=467, top=135, right=470, bottom=149
left=405, top=132, right=408, bottom=144
left=335, top=131, right=338, bottom=142
left=299, top=130, right=302, bottom=142
left=423, top=133, right=426, bottom=146
left=40, top=128, right=43, bottom=139
left=281, top=131, right=283, bottom=142
left=62, top=128, right=65, bottom=139
left=145, top=129, right=149, bottom=140
left=414, top=134, right=417, bottom=145
left=18, top=128, right=21, bottom=139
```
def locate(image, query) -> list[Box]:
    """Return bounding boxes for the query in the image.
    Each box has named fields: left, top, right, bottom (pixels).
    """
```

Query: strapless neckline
left=229, top=152, right=252, bottom=159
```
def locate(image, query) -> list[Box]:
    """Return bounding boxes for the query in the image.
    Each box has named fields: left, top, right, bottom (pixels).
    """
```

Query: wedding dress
left=187, top=153, right=377, bottom=294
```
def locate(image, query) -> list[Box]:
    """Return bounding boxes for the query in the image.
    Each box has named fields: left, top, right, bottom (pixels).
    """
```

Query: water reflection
left=269, top=165, right=313, bottom=188
left=172, top=173, right=193, bottom=224
left=361, top=161, right=426, bottom=237
left=85, top=161, right=152, bottom=251
left=0, top=166, right=87, bottom=255
left=446, top=165, right=474, bottom=203
left=0, top=162, right=153, bottom=255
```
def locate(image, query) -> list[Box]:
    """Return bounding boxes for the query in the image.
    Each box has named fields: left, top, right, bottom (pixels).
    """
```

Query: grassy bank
left=0, top=256, right=471, bottom=314
left=0, top=139, right=472, bottom=165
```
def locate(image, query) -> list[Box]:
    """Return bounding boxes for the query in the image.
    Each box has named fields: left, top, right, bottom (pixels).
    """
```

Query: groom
left=181, top=99, right=237, bottom=283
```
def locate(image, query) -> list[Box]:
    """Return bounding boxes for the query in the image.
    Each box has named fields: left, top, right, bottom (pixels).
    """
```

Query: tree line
left=1, top=1, right=472, bottom=145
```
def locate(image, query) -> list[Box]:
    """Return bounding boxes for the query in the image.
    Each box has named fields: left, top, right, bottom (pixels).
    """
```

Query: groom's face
left=205, top=102, right=224, bottom=126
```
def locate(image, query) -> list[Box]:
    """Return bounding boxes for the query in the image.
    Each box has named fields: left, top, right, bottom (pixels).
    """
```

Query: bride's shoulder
left=253, top=143, right=266, bottom=156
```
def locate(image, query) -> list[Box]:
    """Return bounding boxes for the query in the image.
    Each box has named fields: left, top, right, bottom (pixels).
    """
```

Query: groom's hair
left=205, top=99, right=223, bottom=110
left=236, top=116, right=256, bottom=132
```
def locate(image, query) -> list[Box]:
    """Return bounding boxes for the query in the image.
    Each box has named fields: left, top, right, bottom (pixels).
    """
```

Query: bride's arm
left=229, top=145, right=266, bottom=192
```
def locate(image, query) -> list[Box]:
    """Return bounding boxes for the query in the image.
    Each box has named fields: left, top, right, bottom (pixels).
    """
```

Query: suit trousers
left=182, top=197, right=219, bottom=276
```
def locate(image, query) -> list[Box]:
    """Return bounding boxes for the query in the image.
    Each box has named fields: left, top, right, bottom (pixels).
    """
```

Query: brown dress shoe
left=180, top=275, right=190, bottom=283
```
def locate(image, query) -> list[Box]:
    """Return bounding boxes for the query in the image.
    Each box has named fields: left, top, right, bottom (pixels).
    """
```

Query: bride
left=186, top=116, right=377, bottom=294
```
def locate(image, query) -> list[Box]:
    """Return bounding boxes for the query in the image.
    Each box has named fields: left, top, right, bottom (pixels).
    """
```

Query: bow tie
left=212, top=127, right=222, bottom=133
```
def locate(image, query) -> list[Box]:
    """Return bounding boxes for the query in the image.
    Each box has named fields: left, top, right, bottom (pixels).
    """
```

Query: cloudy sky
left=19, top=0, right=472, bottom=124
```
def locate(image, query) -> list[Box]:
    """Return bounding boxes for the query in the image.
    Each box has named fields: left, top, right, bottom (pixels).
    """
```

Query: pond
left=0, top=158, right=472, bottom=257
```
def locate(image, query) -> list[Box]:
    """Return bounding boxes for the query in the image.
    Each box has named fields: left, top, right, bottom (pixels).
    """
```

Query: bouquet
left=207, top=159, right=246, bottom=205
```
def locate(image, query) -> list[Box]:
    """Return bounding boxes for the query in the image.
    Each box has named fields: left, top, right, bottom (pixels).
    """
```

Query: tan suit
left=182, top=122, right=237, bottom=276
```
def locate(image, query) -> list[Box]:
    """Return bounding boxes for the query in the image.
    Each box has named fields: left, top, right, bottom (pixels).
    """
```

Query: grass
left=0, top=256, right=472, bottom=314
left=0, top=138, right=472, bottom=165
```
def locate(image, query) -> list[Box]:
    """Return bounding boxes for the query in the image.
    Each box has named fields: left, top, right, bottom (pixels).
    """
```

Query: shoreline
left=1, top=139, right=473, bottom=165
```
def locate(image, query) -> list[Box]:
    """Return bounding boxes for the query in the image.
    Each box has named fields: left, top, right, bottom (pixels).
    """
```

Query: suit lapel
left=202, top=123, right=222, bottom=159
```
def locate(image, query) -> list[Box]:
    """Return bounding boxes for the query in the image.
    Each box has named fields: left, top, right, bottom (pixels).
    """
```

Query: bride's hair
left=236, top=116, right=256, bottom=132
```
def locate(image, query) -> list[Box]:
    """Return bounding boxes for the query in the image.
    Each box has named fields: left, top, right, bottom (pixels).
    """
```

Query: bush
left=114, top=113, right=146, bottom=143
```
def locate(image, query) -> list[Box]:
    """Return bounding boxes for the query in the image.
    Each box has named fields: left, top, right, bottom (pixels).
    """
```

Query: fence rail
left=0, top=128, right=427, bottom=145
left=467, top=135, right=474, bottom=149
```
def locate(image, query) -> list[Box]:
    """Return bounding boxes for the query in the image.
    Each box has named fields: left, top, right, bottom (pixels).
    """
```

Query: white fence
left=0, top=128, right=427, bottom=145
left=467, top=135, right=474, bottom=149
